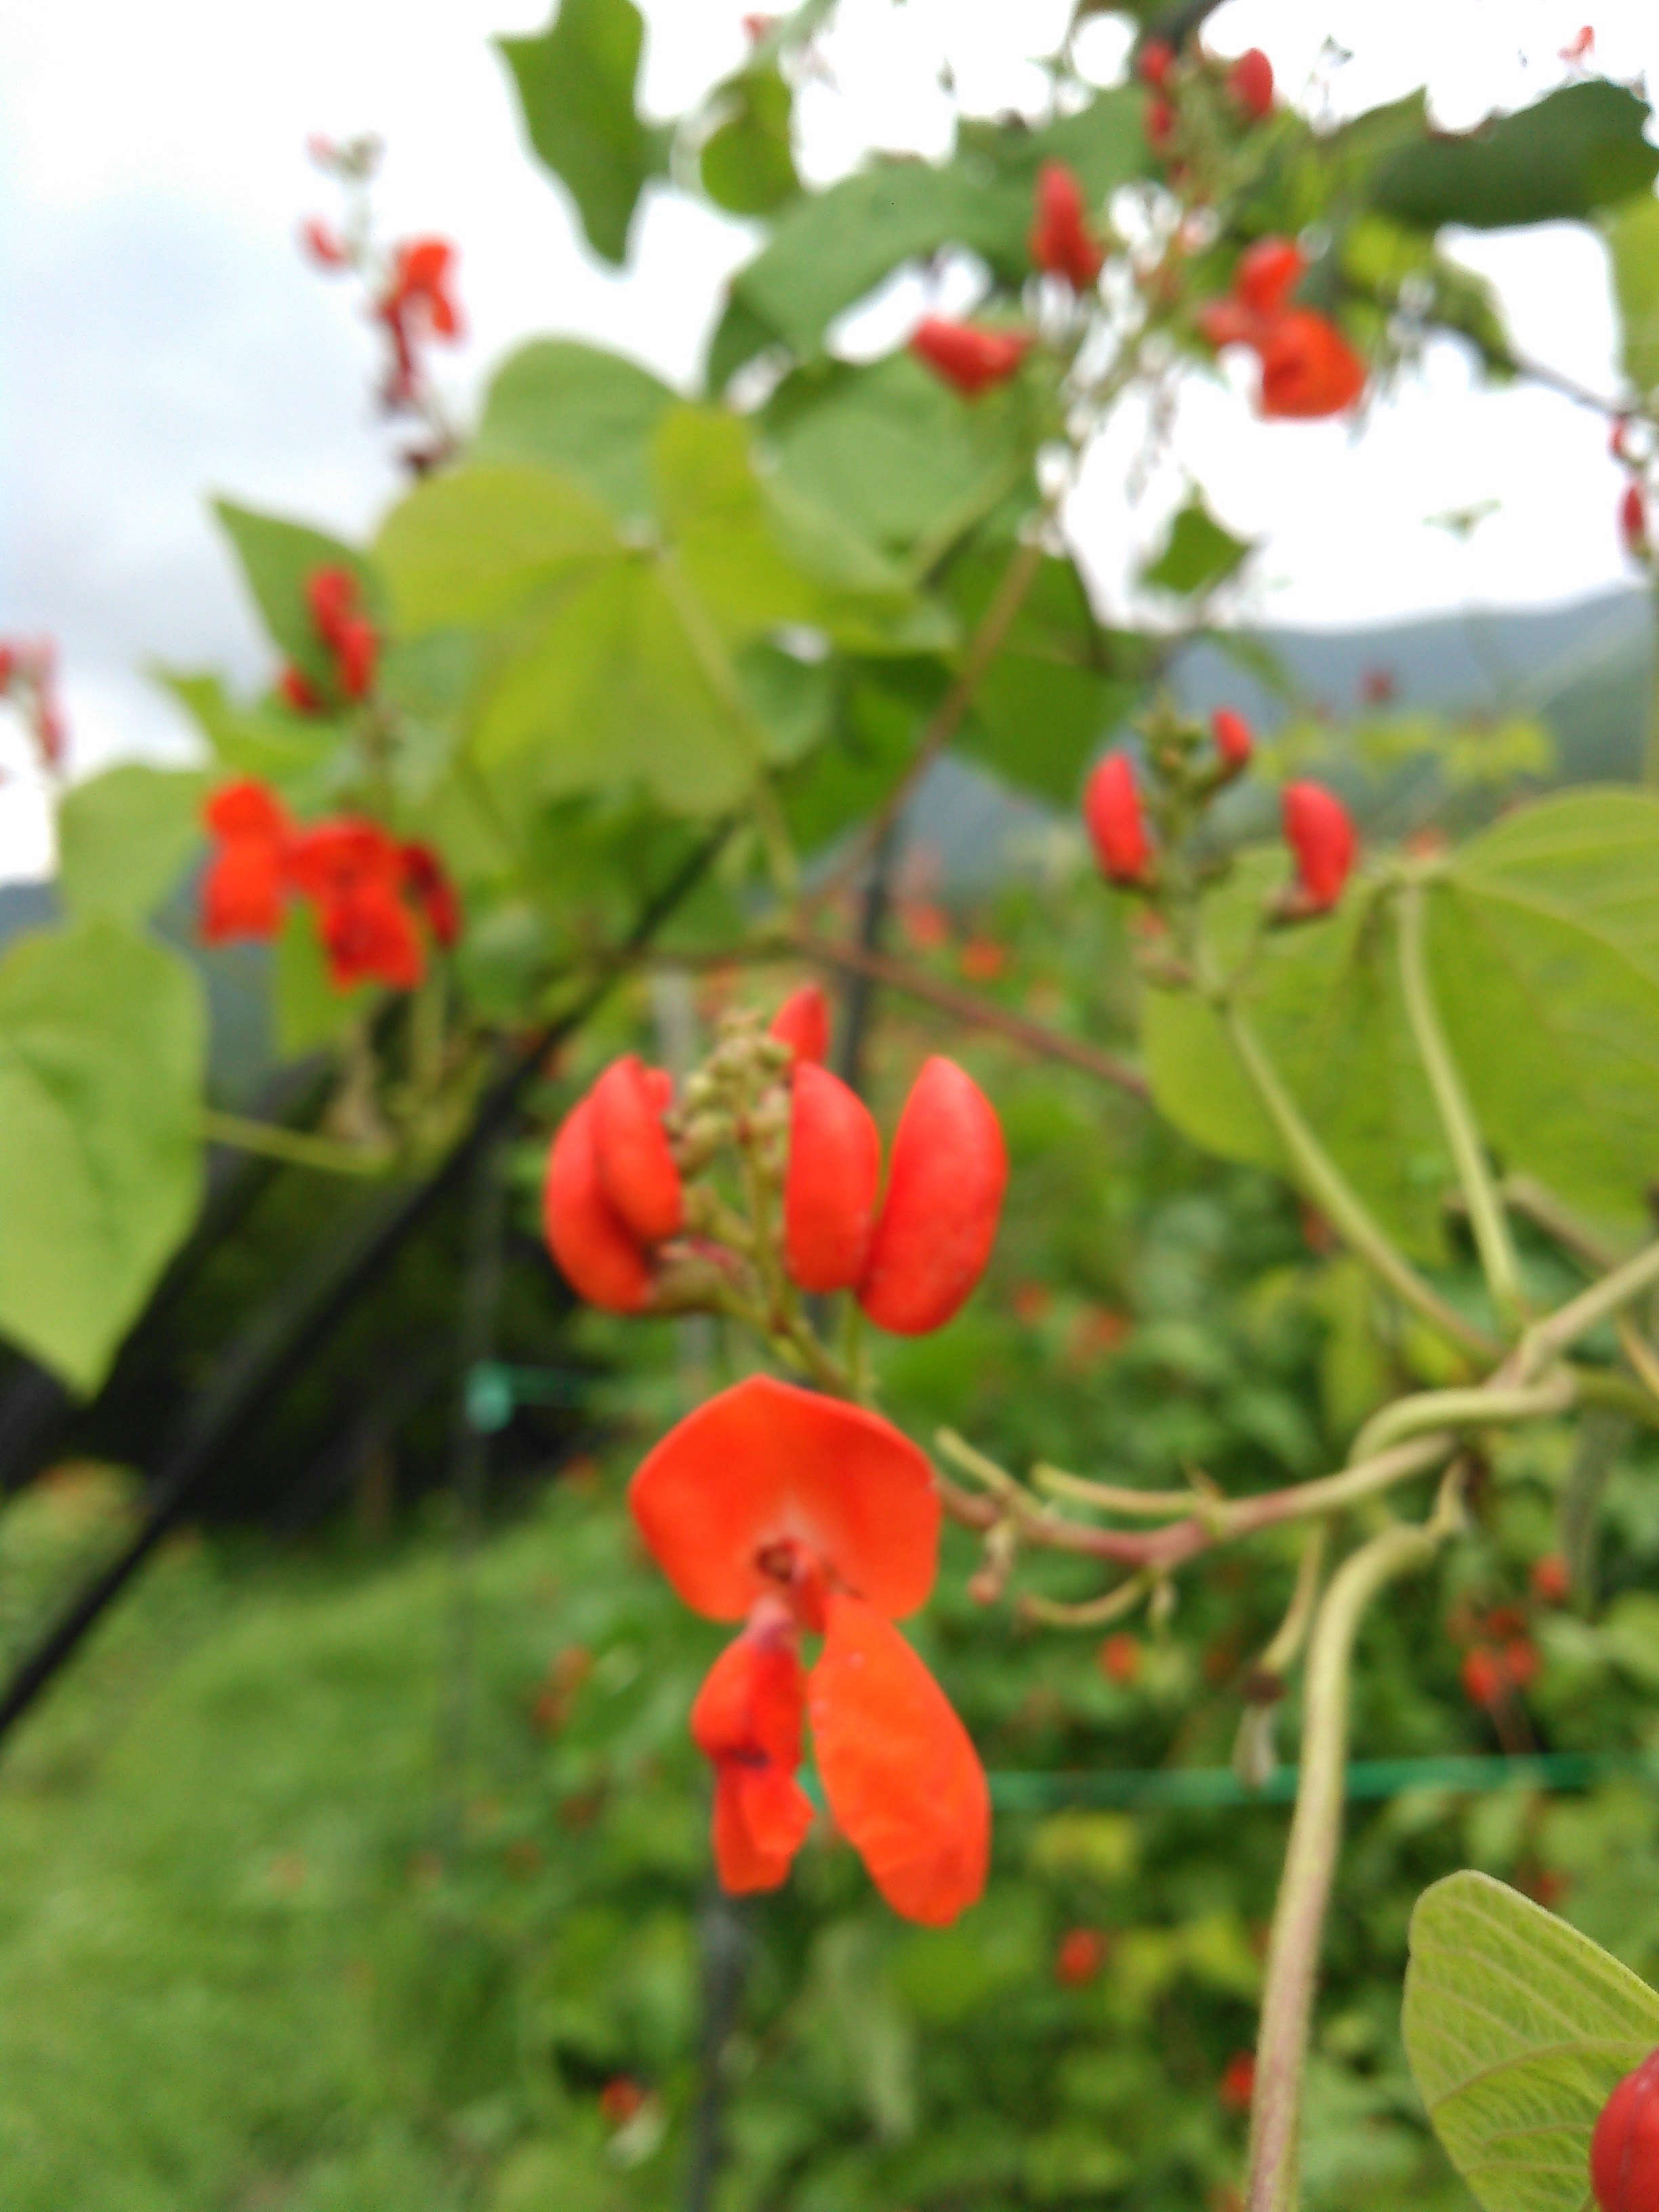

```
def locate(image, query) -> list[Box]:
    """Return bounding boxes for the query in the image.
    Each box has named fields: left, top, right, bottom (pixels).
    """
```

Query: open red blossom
left=809, top=1591, right=990, bottom=1925
left=785, top=1062, right=882, bottom=1293
left=1228, top=47, right=1274, bottom=119
left=1236, top=237, right=1305, bottom=317
left=316, top=873, right=424, bottom=990
left=1029, top=161, right=1103, bottom=290
left=858, top=1058, right=1008, bottom=1335
left=1282, top=780, right=1355, bottom=911
left=1084, top=753, right=1153, bottom=886
left=590, top=1055, right=684, bottom=1246
left=201, top=779, right=292, bottom=943
left=1258, top=311, right=1366, bottom=418
left=691, top=1603, right=816, bottom=1893
left=543, top=1093, right=656, bottom=1314
left=384, top=237, right=462, bottom=339
left=400, top=840, right=462, bottom=947
left=1591, top=2047, right=1659, bottom=2212
left=909, top=317, right=1030, bottom=398
left=285, top=817, right=404, bottom=903
left=1212, top=707, right=1254, bottom=771
left=770, top=983, right=831, bottom=1064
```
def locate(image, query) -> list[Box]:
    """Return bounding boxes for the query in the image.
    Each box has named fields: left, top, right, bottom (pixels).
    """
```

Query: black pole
left=0, top=826, right=730, bottom=1751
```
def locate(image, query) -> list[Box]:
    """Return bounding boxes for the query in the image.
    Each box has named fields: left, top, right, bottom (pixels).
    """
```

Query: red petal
left=591, top=1055, right=684, bottom=1245
left=204, top=778, right=289, bottom=842
left=1591, top=2047, right=1659, bottom=2212
left=201, top=842, right=285, bottom=941
left=1257, top=312, right=1366, bottom=419
left=784, top=1063, right=882, bottom=1293
left=809, top=1592, right=989, bottom=1926
left=1235, top=237, right=1304, bottom=318
left=690, top=1610, right=806, bottom=1771
left=306, top=566, right=359, bottom=651
left=858, top=1059, right=1007, bottom=1334
left=1282, top=780, right=1356, bottom=910
left=712, top=1762, right=815, bottom=1893
left=542, top=1094, right=654, bottom=1314
left=628, top=1374, right=938, bottom=1621
left=770, top=983, right=831, bottom=1065
left=1082, top=753, right=1151, bottom=884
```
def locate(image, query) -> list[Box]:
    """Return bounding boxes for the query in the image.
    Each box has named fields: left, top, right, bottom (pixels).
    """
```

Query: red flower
left=1145, top=95, right=1176, bottom=151
left=1591, top=2047, right=1659, bottom=2212
left=1257, top=312, right=1366, bottom=419
left=1228, top=47, right=1274, bottom=119
left=277, top=663, right=325, bottom=715
left=300, top=218, right=348, bottom=268
left=1055, top=1927, right=1107, bottom=1987
left=590, top=1055, right=684, bottom=1245
left=1460, top=1646, right=1506, bottom=1709
left=1212, top=708, right=1254, bottom=773
left=598, top=2076, right=647, bottom=2129
left=909, top=317, right=1030, bottom=398
left=1282, top=781, right=1355, bottom=912
left=400, top=840, right=462, bottom=948
left=1138, top=39, right=1174, bottom=89
left=384, top=237, right=462, bottom=340
left=316, top=872, right=424, bottom=990
left=1561, top=25, right=1595, bottom=64
left=1220, top=2051, right=1257, bottom=2113
left=1622, top=482, right=1648, bottom=560
left=542, top=1092, right=657, bottom=1315
left=201, top=779, right=292, bottom=943
left=1097, top=1632, right=1141, bottom=1686
left=1236, top=238, right=1305, bottom=317
left=784, top=1062, right=882, bottom=1293
left=857, top=1057, right=1008, bottom=1334
left=307, top=567, right=359, bottom=651
left=285, top=817, right=404, bottom=904
left=1084, top=754, right=1153, bottom=886
left=335, top=616, right=378, bottom=701
left=770, top=983, right=830, bottom=1064
left=630, top=1376, right=988, bottom=1925
left=1531, top=1553, right=1571, bottom=1606
left=1029, top=162, right=1103, bottom=290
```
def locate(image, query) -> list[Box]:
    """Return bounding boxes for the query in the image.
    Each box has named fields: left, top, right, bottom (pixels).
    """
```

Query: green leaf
left=474, top=556, right=758, bottom=815
left=1404, top=1869, right=1659, bottom=2212
left=0, top=920, right=204, bottom=1393
left=1372, top=80, right=1659, bottom=232
left=56, top=764, right=207, bottom=923
left=157, top=671, right=343, bottom=802
left=472, top=340, right=676, bottom=520
left=958, top=84, right=1148, bottom=208
left=1143, top=857, right=1451, bottom=1262
left=373, top=464, right=619, bottom=633
left=1604, top=191, right=1659, bottom=398
left=496, top=0, right=663, bottom=265
left=212, top=500, right=379, bottom=689
left=1139, top=496, right=1254, bottom=597
left=274, top=904, right=362, bottom=1057
left=701, top=66, right=799, bottom=216
left=1429, top=790, right=1659, bottom=1233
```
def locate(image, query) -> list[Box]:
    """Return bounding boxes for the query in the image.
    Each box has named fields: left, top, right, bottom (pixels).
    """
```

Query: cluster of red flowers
left=1199, top=237, right=1366, bottom=422
left=0, top=638, right=68, bottom=775
left=1141, top=37, right=1275, bottom=154
left=630, top=1373, right=990, bottom=1922
left=1083, top=709, right=1358, bottom=918
left=1450, top=1597, right=1543, bottom=1712
left=201, top=778, right=460, bottom=991
left=544, top=987, right=1008, bottom=1333
left=1592, top=2045, right=1659, bottom=2211
left=278, top=566, right=380, bottom=716
left=302, top=138, right=463, bottom=418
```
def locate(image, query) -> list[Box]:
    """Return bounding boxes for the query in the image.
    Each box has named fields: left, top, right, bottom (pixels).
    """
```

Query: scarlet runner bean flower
left=1200, top=239, right=1365, bottom=420
left=857, top=1057, right=1008, bottom=1333
left=542, top=1059, right=682, bottom=1313
left=1029, top=161, right=1103, bottom=289
left=400, top=840, right=462, bottom=949
left=1054, top=1927, right=1107, bottom=1987
left=909, top=316, right=1031, bottom=398
left=769, top=982, right=830, bottom=1063
left=783, top=1063, right=882, bottom=1293
left=1227, top=47, right=1274, bottom=119
left=1138, top=39, right=1174, bottom=89
left=378, top=237, right=463, bottom=408
left=1212, top=706, right=1254, bottom=773
left=287, top=819, right=424, bottom=988
left=1083, top=753, right=1153, bottom=886
left=1591, top=2047, right=1659, bottom=2211
left=201, top=779, right=293, bottom=942
left=630, top=1374, right=991, bottom=1923
left=1622, top=482, right=1648, bottom=561
left=1281, top=780, right=1356, bottom=912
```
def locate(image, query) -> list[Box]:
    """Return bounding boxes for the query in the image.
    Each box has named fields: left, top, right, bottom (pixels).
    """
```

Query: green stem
left=1643, top=575, right=1659, bottom=790
left=1223, top=1002, right=1498, bottom=1362
left=1522, top=1235, right=1659, bottom=1375
left=1245, top=1512, right=1451, bottom=2212
left=1396, top=880, right=1525, bottom=1322
left=1351, top=1375, right=1575, bottom=1465
left=198, top=1110, right=394, bottom=1177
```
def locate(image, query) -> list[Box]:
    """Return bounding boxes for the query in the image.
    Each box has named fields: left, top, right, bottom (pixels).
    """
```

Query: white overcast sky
left=0, top=0, right=1656, bottom=876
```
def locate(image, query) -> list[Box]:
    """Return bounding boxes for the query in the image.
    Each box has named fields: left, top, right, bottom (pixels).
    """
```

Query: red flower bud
left=1460, top=1645, right=1505, bottom=1709
left=1029, top=161, right=1104, bottom=290
left=1098, top=1632, right=1141, bottom=1685
left=1083, top=754, right=1153, bottom=886
left=1145, top=94, right=1176, bottom=150
left=598, top=2077, right=646, bottom=2129
left=306, top=566, right=359, bottom=652
left=335, top=615, right=379, bottom=701
left=1228, top=47, right=1275, bottom=119
left=1054, top=1927, right=1107, bottom=1988
left=543, top=1093, right=655, bottom=1315
left=784, top=1063, right=882, bottom=1293
left=1611, top=417, right=1633, bottom=463
left=1282, top=780, right=1355, bottom=911
left=590, top=1055, right=684, bottom=1246
left=1212, top=708, right=1254, bottom=772
left=300, top=218, right=348, bottom=268
left=909, top=317, right=1031, bottom=398
left=1236, top=237, right=1305, bottom=317
left=1220, top=2052, right=1257, bottom=2112
left=1257, top=311, right=1366, bottom=418
left=858, top=1057, right=1007, bottom=1334
left=277, top=664, right=325, bottom=715
left=1622, top=481, right=1648, bottom=560
left=770, top=983, right=830, bottom=1065
left=1138, top=39, right=1174, bottom=89
left=1592, top=2047, right=1659, bottom=2212
left=1504, top=1635, right=1540, bottom=1691
left=1532, top=1553, right=1570, bottom=1606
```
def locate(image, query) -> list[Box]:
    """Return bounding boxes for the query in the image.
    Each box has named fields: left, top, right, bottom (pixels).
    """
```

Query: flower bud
left=1228, top=47, right=1274, bottom=119
left=543, top=1095, right=654, bottom=1313
left=335, top=615, right=378, bottom=701
left=1138, top=39, right=1174, bottom=89
left=1212, top=707, right=1254, bottom=773
left=1029, top=161, right=1103, bottom=290
left=783, top=1063, right=882, bottom=1293
left=1591, top=2047, right=1659, bottom=2211
left=1083, top=754, right=1153, bottom=886
left=306, top=566, right=359, bottom=651
left=858, top=1058, right=1007, bottom=1334
left=1622, top=482, right=1648, bottom=561
left=1282, top=780, right=1355, bottom=912
left=590, top=1056, right=684, bottom=1244
left=770, top=983, right=831, bottom=1065
left=1145, top=95, right=1176, bottom=151
left=909, top=317, right=1031, bottom=398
